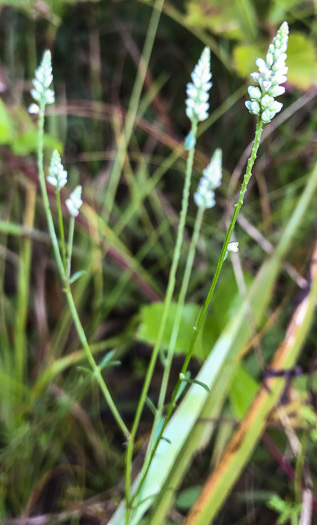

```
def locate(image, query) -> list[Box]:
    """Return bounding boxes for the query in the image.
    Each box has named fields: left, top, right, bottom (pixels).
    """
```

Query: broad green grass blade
left=109, top=161, right=317, bottom=524
left=185, top=241, right=317, bottom=525
left=15, top=182, right=36, bottom=386
left=148, top=161, right=317, bottom=524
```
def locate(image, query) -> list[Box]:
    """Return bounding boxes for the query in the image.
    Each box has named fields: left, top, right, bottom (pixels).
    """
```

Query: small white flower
left=47, top=150, right=68, bottom=189
left=194, top=149, right=222, bottom=209
left=268, top=85, right=285, bottom=97
left=31, top=50, right=55, bottom=108
left=261, top=95, right=274, bottom=108
left=245, top=100, right=260, bottom=116
left=66, top=185, right=83, bottom=217
left=186, top=47, right=212, bottom=123
left=261, top=109, right=272, bottom=124
left=248, top=86, right=261, bottom=100
left=245, top=22, right=289, bottom=123
left=227, top=241, right=239, bottom=253
left=28, top=103, right=40, bottom=114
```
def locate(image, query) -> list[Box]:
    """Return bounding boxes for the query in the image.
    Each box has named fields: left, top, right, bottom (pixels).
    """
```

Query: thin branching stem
left=130, top=118, right=264, bottom=505
left=67, top=215, right=75, bottom=280
left=36, top=104, right=130, bottom=441
left=124, top=119, right=198, bottom=523
left=157, top=206, right=204, bottom=411
left=169, top=118, right=263, bottom=409
left=132, top=205, right=205, bottom=504
left=56, top=187, right=66, bottom=271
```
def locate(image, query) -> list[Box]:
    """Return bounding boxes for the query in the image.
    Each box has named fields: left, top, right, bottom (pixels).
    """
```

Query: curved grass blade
left=109, top=160, right=317, bottom=524
left=185, top=241, right=317, bottom=524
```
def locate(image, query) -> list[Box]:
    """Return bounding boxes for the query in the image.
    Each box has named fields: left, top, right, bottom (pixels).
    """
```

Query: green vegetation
left=0, top=1, right=316, bottom=524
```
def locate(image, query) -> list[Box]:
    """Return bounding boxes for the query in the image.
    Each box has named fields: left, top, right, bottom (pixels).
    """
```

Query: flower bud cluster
left=245, top=22, right=289, bottom=124
left=47, top=151, right=83, bottom=216
left=29, top=50, right=55, bottom=113
left=194, top=149, right=222, bottom=209
left=227, top=241, right=239, bottom=253
left=47, top=150, right=68, bottom=189
left=66, top=186, right=83, bottom=217
left=32, top=50, right=83, bottom=219
left=186, top=47, right=212, bottom=122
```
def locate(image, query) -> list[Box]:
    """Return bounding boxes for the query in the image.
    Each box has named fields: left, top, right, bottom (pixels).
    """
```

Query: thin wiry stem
left=36, top=104, right=130, bottom=441
left=130, top=118, right=264, bottom=504
left=124, top=118, right=198, bottom=522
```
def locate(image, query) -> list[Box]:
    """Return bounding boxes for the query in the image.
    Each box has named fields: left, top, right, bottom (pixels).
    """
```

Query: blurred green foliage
left=0, top=0, right=316, bottom=523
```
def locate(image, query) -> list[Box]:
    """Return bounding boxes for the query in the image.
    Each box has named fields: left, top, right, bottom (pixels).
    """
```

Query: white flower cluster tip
left=194, top=149, right=222, bottom=209
left=29, top=50, right=55, bottom=114
left=47, top=150, right=68, bottom=189
left=66, top=186, right=83, bottom=217
left=186, top=47, right=212, bottom=122
left=227, top=241, right=239, bottom=253
left=245, top=22, right=289, bottom=124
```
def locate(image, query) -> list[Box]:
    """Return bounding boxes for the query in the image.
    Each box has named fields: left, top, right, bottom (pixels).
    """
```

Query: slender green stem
left=131, top=117, right=264, bottom=503
left=170, top=118, right=263, bottom=400
left=67, top=216, right=75, bottom=280
left=63, top=285, right=130, bottom=439
left=37, top=108, right=65, bottom=279
left=132, top=206, right=205, bottom=505
left=36, top=104, right=130, bottom=441
left=56, top=187, right=66, bottom=271
left=102, top=0, right=165, bottom=223
left=157, top=207, right=204, bottom=415
left=125, top=119, right=198, bottom=522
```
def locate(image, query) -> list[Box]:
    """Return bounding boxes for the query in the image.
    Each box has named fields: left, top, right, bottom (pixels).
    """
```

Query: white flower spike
left=194, top=149, right=222, bottom=210
left=186, top=47, right=212, bottom=123
left=47, top=150, right=68, bottom=189
left=30, top=49, right=55, bottom=113
left=66, top=186, right=83, bottom=217
left=245, top=22, right=289, bottom=123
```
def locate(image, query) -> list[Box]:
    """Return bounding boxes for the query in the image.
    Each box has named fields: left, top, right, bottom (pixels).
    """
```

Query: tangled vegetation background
left=0, top=0, right=317, bottom=523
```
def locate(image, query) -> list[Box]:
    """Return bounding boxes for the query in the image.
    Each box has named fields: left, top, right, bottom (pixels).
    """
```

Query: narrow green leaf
left=153, top=416, right=165, bottom=445
left=174, top=371, right=190, bottom=403
left=98, top=351, right=121, bottom=371
left=69, top=270, right=87, bottom=284
left=76, top=366, right=92, bottom=376
left=145, top=397, right=157, bottom=416
left=180, top=374, right=211, bottom=394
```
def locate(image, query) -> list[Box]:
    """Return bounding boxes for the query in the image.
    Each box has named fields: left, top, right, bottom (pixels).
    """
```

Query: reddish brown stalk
left=261, top=433, right=317, bottom=513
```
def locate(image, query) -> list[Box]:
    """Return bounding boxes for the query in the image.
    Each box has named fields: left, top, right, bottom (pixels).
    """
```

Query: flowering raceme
left=29, top=50, right=55, bottom=114
left=245, top=21, right=289, bottom=124
left=194, top=149, right=222, bottom=210
left=185, top=47, right=212, bottom=123
left=66, top=186, right=83, bottom=217
left=47, top=150, right=68, bottom=189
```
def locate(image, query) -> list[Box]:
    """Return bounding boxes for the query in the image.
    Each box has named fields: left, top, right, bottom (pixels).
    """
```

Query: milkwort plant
left=30, top=21, right=289, bottom=524
left=121, top=21, right=290, bottom=522
left=124, top=46, right=215, bottom=521
left=30, top=50, right=130, bottom=441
